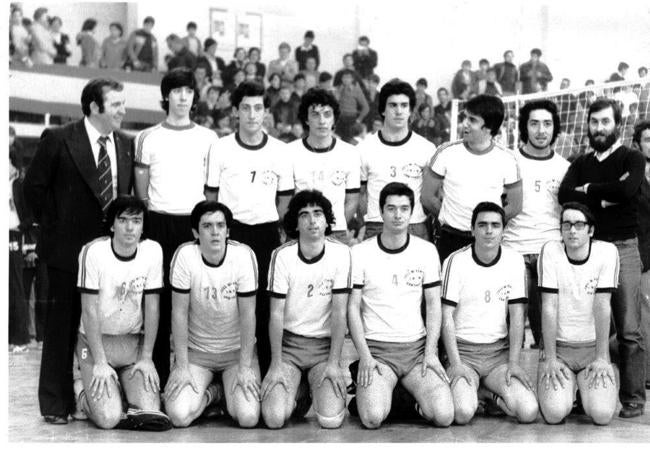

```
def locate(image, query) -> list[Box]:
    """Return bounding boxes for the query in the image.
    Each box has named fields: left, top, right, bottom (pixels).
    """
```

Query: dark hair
left=81, top=78, right=124, bottom=116
left=633, top=120, right=650, bottom=146
left=369, top=74, right=380, bottom=84
left=191, top=200, right=233, bottom=232
left=33, top=7, right=48, bottom=21
left=104, top=196, right=148, bottom=237
left=143, top=16, right=155, bottom=25
left=416, top=77, right=428, bottom=88
left=560, top=202, right=595, bottom=227
left=639, top=66, right=648, bottom=75
left=186, top=21, right=197, bottom=30
left=437, top=87, right=449, bottom=96
left=81, top=18, right=97, bottom=32
left=418, top=103, right=432, bottom=116
left=204, top=38, right=217, bottom=50
left=283, top=190, right=335, bottom=238
left=48, top=16, right=62, bottom=27
left=471, top=201, right=505, bottom=228
left=318, top=71, right=332, bottom=83
left=298, top=88, right=340, bottom=131
left=585, top=79, right=595, bottom=85
left=465, top=94, right=504, bottom=136
left=503, top=50, right=513, bottom=58
left=304, top=30, right=314, bottom=39
left=358, top=35, right=369, bottom=44
left=530, top=48, right=542, bottom=57
left=518, top=99, right=561, bottom=145
left=618, top=62, right=629, bottom=72
left=479, top=58, right=489, bottom=66
left=378, top=78, right=416, bottom=119
left=379, top=182, right=414, bottom=213
left=268, top=72, right=281, bottom=84
left=343, top=53, right=353, bottom=60
left=248, top=47, right=261, bottom=57
left=278, top=42, right=290, bottom=51
left=109, top=22, right=123, bottom=36
left=233, top=46, right=245, bottom=58
left=587, top=98, right=622, bottom=127
left=294, top=73, right=306, bottom=83
left=160, top=68, right=198, bottom=114
left=231, top=80, right=268, bottom=110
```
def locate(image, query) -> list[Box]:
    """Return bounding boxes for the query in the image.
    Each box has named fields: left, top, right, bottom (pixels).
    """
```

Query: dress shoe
left=619, top=402, right=644, bottom=418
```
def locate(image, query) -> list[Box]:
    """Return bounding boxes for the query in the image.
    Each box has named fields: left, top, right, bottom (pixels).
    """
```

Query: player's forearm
left=540, top=293, right=559, bottom=358
left=141, top=293, right=160, bottom=360
left=81, top=295, right=108, bottom=365
left=134, top=167, right=150, bottom=202
left=171, top=293, right=190, bottom=367
left=441, top=308, right=462, bottom=365
left=238, top=296, right=257, bottom=367
left=344, top=193, right=359, bottom=227
left=276, top=194, right=291, bottom=223
left=421, top=169, right=443, bottom=216
left=507, top=304, right=526, bottom=364
left=593, top=294, right=612, bottom=361
left=268, top=298, right=285, bottom=367
left=327, top=294, right=348, bottom=365
left=347, top=293, right=372, bottom=360
left=424, top=288, right=442, bottom=354
left=503, top=184, right=523, bottom=222
left=357, top=185, right=368, bottom=220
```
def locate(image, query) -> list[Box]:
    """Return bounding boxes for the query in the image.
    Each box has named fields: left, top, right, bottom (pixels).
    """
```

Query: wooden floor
left=8, top=340, right=650, bottom=443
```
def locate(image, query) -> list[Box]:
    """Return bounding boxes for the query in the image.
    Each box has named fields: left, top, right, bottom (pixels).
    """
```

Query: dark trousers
left=436, top=225, right=474, bottom=263
left=229, top=220, right=280, bottom=376
left=523, top=254, right=542, bottom=347
left=146, top=211, right=194, bottom=387
left=23, top=260, right=49, bottom=341
left=38, top=267, right=80, bottom=417
left=9, top=231, right=30, bottom=346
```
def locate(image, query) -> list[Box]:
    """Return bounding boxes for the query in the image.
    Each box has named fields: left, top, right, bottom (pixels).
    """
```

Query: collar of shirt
left=594, top=138, right=622, bottom=162
left=84, top=116, right=114, bottom=150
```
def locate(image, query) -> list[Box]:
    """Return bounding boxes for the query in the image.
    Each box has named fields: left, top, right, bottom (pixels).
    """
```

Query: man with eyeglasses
left=536, top=202, right=619, bottom=425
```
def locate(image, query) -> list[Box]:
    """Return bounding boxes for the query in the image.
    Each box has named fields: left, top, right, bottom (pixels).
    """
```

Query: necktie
left=97, top=136, right=113, bottom=213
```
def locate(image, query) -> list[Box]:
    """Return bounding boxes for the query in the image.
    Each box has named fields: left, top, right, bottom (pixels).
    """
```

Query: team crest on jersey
left=113, top=276, right=147, bottom=304
left=404, top=268, right=424, bottom=287
left=496, top=284, right=512, bottom=302
left=318, top=279, right=334, bottom=296
left=402, top=163, right=422, bottom=179
left=261, top=170, right=277, bottom=186
left=584, top=278, right=598, bottom=295
left=221, top=282, right=237, bottom=300
left=546, top=178, right=561, bottom=193
left=330, top=170, right=346, bottom=186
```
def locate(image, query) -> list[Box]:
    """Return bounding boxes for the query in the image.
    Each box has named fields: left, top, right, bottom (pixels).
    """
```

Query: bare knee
left=91, top=404, right=123, bottom=430
left=587, top=403, right=615, bottom=426
left=166, top=402, right=196, bottom=428
left=359, top=406, right=386, bottom=429
left=515, top=397, right=539, bottom=423
left=540, top=399, right=570, bottom=424
left=262, top=405, right=288, bottom=429
left=453, top=401, right=476, bottom=425
left=418, top=401, right=454, bottom=427
left=236, top=407, right=260, bottom=428
left=316, top=410, right=345, bottom=429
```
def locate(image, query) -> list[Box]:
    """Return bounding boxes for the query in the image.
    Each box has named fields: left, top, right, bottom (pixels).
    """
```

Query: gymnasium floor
left=8, top=340, right=650, bottom=443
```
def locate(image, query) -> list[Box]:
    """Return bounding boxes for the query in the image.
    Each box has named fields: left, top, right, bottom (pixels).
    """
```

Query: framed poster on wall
left=209, top=8, right=236, bottom=58
left=236, top=12, right=262, bottom=51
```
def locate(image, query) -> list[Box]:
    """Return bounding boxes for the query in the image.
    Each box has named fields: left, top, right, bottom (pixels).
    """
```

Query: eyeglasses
left=560, top=221, right=588, bottom=231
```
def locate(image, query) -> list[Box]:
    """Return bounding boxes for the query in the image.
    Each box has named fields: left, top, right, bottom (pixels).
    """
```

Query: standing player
left=348, top=182, right=454, bottom=429
left=441, top=202, right=538, bottom=425
left=358, top=79, right=434, bottom=240
left=537, top=202, right=619, bottom=425
left=205, top=81, right=294, bottom=374
left=134, top=68, right=219, bottom=387
left=163, top=201, right=260, bottom=428
left=422, top=94, right=522, bottom=261
left=75, top=196, right=170, bottom=430
left=289, top=88, right=360, bottom=244
left=261, top=190, right=350, bottom=429
left=502, top=100, right=570, bottom=348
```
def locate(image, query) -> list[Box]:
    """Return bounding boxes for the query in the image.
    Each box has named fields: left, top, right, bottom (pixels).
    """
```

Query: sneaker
left=292, top=375, right=312, bottom=419
left=44, top=415, right=68, bottom=425
left=347, top=360, right=359, bottom=395
left=570, top=390, right=585, bottom=416
left=116, top=407, right=172, bottom=431
left=11, top=345, right=29, bottom=354
left=619, top=403, right=644, bottom=419
left=71, top=379, right=88, bottom=421
left=347, top=396, right=359, bottom=417
left=201, top=382, right=225, bottom=419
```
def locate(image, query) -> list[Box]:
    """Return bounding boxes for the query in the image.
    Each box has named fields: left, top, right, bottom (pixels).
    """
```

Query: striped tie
left=97, top=136, right=113, bottom=213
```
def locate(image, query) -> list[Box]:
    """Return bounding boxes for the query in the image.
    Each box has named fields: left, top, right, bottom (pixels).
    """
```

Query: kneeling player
left=163, top=201, right=261, bottom=428
left=261, top=190, right=350, bottom=429
left=349, top=182, right=454, bottom=429
left=76, top=196, right=170, bottom=430
left=441, top=202, right=539, bottom=424
left=537, top=202, right=619, bottom=425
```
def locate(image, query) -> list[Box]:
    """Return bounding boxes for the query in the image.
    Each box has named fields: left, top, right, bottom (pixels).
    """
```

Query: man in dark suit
left=24, top=78, right=133, bottom=424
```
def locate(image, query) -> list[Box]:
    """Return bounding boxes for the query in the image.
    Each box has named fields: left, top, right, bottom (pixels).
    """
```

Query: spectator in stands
left=30, top=7, right=56, bottom=65
left=223, top=47, right=247, bottom=88
left=295, top=30, right=319, bottom=71
left=272, top=83, right=299, bottom=139
left=10, top=6, right=32, bottom=67
left=472, top=58, right=490, bottom=95
left=451, top=60, right=474, bottom=100
left=412, top=103, right=439, bottom=145
left=519, top=48, right=553, bottom=94
left=434, top=87, right=452, bottom=143
left=182, top=21, right=201, bottom=56
left=609, top=62, right=629, bottom=82
left=196, top=38, right=226, bottom=87
left=363, top=74, right=381, bottom=132
left=193, top=64, right=212, bottom=100
left=214, top=110, right=233, bottom=137
left=244, top=61, right=261, bottom=83
left=49, top=16, right=71, bottom=65
left=434, top=87, right=451, bottom=117
left=268, top=42, right=298, bottom=84
left=166, top=34, right=196, bottom=72
left=293, top=73, right=307, bottom=102
left=414, top=78, right=434, bottom=121
left=76, top=18, right=100, bottom=68
left=318, top=71, right=335, bottom=95
left=195, top=85, right=220, bottom=126
left=99, top=22, right=127, bottom=70
left=265, top=73, right=282, bottom=108
left=639, top=67, right=648, bottom=79
left=494, top=50, right=519, bottom=95
left=335, top=69, right=369, bottom=143
left=333, top=53, right=364, bottom=88
left=352, top=35, right=378, bottom=83
left=126, top=16, right=158, bottom=72
left=477, top=67, right=503, bottom=96
left=301, top=56, right=320, bottom=89
left=248, top=47, right=266, bottom=80
left=263, top=112, right=279, bottom=139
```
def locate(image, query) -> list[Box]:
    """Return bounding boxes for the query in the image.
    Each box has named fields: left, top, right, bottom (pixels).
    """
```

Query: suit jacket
left=23, top=119, right=133, bottom=273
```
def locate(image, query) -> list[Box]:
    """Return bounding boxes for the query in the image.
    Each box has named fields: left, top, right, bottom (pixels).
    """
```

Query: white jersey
left=289, top=138, right=360, bottom=232
left=503, top=149, right=569, bottom=255
left=359, top=131, right=433, bottom=224
left=77, top=237, right=163, bottom=336
left=430, top=140, right=520, bottom=231
left=352, top=234, right=441, bottom=343
left=442, top=245, right=527, bottom=344
left=170, top=240, right=258, bottom=353
left=538, top=240, right=619, bottom=343
left=207, top=132, right=293, bottom=225
left=268, top=238, right=352, bottom=338
left=135, top=122, right=218, bottom=215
